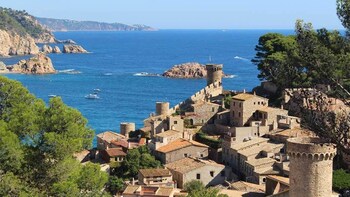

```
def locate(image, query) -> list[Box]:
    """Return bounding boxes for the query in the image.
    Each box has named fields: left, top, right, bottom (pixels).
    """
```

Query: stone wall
left=155, top=145, right=209, bottom=164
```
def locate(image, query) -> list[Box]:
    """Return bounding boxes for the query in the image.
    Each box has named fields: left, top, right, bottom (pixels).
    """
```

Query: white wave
left=133, top=72, right=160, bottom=77
left=58, top=69, right=82, bottom=74
left=103, top=73, right=113, bottom=76
left=234, top=56, right=249, bottom=61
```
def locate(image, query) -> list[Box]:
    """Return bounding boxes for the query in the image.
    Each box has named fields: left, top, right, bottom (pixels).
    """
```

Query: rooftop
left=267, top=175, right=290, bottom=186
left=156, top=138, right=208, bottom=153
left=230, top=181, right=265, bottom=193
left=139, top=168, right=172, bottom=178
left=246, top=157, right=276, bottom=167
left=165, top=157, right=224, bottom=174
left=274, top=127, right=315, bottom=138
left=96, top=131, right=125, bottom=143
left=122, top=185, right=174, bottom=196
left=105, top=148, right=127, bottom=157
left=155, top=130, right=181, bottom=138
left=232, top=93, right=267, bottom=101
left=111, top=139, right=128, bottom=148
left=231, top=137, right=269, bottom=151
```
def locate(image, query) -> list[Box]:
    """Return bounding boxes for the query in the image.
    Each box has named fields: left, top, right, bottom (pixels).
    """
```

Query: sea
left=0, top=30, right=293, bottom=145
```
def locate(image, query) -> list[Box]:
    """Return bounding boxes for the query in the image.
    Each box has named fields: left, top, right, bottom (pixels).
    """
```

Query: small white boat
left=48, top=94, right=57, bottom=98
left=93, top=88, right=101, bottom=93
left=85, top=93, right=100, bottom=99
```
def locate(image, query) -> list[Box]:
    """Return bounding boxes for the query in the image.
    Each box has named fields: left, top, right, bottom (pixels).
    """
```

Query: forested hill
left=37, top=17, right=157, bottom=31
left=0, top=7, right=54, bottom=42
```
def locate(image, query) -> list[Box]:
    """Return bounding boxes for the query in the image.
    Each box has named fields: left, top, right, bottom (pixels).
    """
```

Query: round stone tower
left=287, top=137, right=336, bottom=197
left=206, top=64, right=223, bottom=86
left=156, top=102, right=169, bottom=116
left=120, top=122, right=135, bottom=138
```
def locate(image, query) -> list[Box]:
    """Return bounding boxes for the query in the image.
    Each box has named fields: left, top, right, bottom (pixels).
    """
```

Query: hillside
left=37, top=17, right=156, bottom=31
left=0, top=7, right=55, bottom=56
left=0, top=7, right=54, bottom=42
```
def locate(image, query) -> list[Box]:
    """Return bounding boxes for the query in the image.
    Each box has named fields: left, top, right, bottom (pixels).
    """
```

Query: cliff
left=37, top=17, right=157, bottom=31
left=11, top=53, right=56, bottom=74
left=63, top=45, right=88, bottom=53
left=0, top=7, right=55, bottom=56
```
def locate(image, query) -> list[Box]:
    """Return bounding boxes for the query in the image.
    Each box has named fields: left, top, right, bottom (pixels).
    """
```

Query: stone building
left=138, top=168, right=173, bottom=187
left=153, top=138, right=209, bottom=164
left=265, top=175, right=289, bottom=196
left=149, top=130, right=183, bottom=151
left=222, top=137, right=285, bottom=185
left=100, top=148, right=126, bottom=163
left=206, top=64, right=223, bottom=86
left=287, top=137, right=336, bottom=197
left=184, top=101, right=221, bottom=126
left=96, top=131, right=126, bottom=150
left=122, top=185, right=179, bottom=197
left=165, top=157, right=228, bottom=188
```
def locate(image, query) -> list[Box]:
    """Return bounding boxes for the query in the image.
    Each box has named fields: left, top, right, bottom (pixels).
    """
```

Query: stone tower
left=156, top=102, right=169, bottom=116
left=287, top=137, right=336, bottom=197
left=206, top=64, right=223, bottom=86
left=120, top=122, right=135, bottom=138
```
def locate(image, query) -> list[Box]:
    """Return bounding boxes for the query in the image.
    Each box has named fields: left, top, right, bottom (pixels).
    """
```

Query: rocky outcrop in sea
left=63, top=44, right=88, bottom=53
left=0, top=30, right=39, bottom=56
left=11, top=53, right=56, bottom=74
left=41, top=45, right=61, bottom=54
left=162, top=62, right=233, bottom=79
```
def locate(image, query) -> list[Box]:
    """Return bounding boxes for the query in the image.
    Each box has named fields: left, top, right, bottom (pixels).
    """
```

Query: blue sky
left=0, top=0, right=343, bottom=29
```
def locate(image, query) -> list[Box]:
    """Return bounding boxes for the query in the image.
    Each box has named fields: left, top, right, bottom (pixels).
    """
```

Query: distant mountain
left=37, top=17, right=157, bottom=31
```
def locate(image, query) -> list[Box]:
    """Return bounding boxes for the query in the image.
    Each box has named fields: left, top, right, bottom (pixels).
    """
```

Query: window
left=238, top=112, right=241, bottom=117
left=232, top=111, right=235, bottom=117
left=239, top=103, right=242, bottom=108
left=212, top=107, right=215, bottom=112
left=263, top=178, right=266, bottom=183
left=200, top=154, right=204, bottom=157
left=233, top=102, right=235, bottom=106
left=210, top=171, right=214, bottom=177
left=196, top=173, right=201, bottom=180
left=174, top=121, right=178, bottom=124
left=258, top=102, right=260, bottom=105
left=184, top=153, right=188, bottom=157
left=254, top=102, right=256, bottom=105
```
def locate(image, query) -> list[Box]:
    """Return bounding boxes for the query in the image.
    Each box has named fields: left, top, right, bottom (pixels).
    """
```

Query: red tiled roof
left=111, top=139, right=128, bottom=148
left=157, top=138, right=208, bottom=153
left=139, top=138, right=147, bottom=145
left=105, top=148, right=127, bottom=157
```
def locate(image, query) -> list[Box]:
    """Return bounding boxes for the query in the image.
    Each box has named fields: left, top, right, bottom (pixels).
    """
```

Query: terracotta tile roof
left=232, top=93, right=256, bottom=101
left=122, top=185, right=139, bottom=194
left=267, top=175, right=290, bottom=185
left=155, top=130, right=181, bottom=138
left=139, top=168, right=172, bottom=178
left=165, top=157, right=224, bottom=174
left=111, top=139, right=128, bottom=148
left=156, top=139, right=208, bottom=153
left=139, top=138, right=147, bottom=145
left=105, top=148, right=127, bottom=157
left=96, top=131, right=125, bottom=143
left=156, top=187, right=175, bottom=196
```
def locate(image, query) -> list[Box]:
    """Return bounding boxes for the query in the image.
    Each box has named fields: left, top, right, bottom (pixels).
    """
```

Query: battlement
left=287, top=137, right=336, bottom=160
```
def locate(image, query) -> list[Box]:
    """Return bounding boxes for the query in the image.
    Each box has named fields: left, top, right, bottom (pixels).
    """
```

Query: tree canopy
left=0, top=76, right=108, bottom=196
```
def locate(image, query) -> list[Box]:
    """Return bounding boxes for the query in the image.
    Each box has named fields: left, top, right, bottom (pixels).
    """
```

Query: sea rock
left=52, top=46, right=61, bottom=53
left=162, top=62, right=207, bottom=78
left=11, top=52, right=56, bottom=74
left=0, top=30, right=39, bottom=56
left=41, top=44, right=53, bottom=53
left=63, top=44, right=88, bottom=53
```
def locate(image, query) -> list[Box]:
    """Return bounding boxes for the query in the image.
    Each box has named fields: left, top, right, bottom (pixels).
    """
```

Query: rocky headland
left=8, top=53, right=56, bottom=74
left=63, top=45, right=88, bottom=53
left=162, top=62, right=231, bottom=79
left=0, top=30, right=39, bottom=56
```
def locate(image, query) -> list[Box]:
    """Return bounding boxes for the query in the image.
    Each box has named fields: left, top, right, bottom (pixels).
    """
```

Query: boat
left=85, top=93, right=100, bottom=99
left=93, top=88, right=101, bottom=93
left=48, top=94, right=58, bottom=98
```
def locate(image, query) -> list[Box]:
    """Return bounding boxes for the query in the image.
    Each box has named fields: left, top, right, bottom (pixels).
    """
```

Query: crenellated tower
left=206, top=64, right=223, bottom=86
left=287, top=137, right=336, bottom=197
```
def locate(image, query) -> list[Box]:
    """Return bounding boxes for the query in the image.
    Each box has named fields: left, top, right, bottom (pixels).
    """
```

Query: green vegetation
left=111, top=146, right=161, bottom=179
left=333, top=169, right=350, bottom=192
left=184, top=180, right=228, bottom=197
left=252, top=21, right=350, bottom=96
left=0, top=76, right=109, bottom=196
left=0, top=7, right=51, bottom=38
left=195, top=131, right=221, bottom=149
left=128, top=129, right=150, bottom=139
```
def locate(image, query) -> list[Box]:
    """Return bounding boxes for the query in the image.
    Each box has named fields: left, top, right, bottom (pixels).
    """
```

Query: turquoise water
left=0, top=30, right=293, bottom=145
